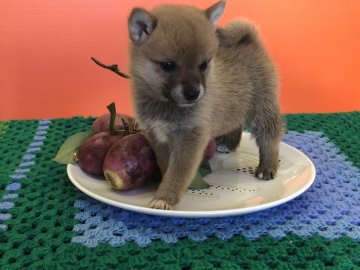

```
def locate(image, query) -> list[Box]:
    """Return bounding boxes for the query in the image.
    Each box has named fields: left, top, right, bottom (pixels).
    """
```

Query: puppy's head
left=128, top=1, right=225, bottom=107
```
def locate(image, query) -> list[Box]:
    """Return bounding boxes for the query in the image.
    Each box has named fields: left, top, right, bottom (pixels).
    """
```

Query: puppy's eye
left=199, top=61, right=208, bottom=72
left=159, top=61, right=176, bottom=72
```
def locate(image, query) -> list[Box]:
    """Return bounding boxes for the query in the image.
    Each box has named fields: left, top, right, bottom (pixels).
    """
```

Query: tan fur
left=128, top=2, right=284, bottom=209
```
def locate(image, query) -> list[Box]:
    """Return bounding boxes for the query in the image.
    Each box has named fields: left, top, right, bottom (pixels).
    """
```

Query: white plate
left=67, top=132, right=316, bottom=218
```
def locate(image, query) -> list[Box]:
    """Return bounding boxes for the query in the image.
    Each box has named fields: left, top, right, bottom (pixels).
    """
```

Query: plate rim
left=67, top=138, right=316, bottom=218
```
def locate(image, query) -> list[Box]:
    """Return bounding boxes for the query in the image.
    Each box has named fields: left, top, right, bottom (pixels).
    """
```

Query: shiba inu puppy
left=127, top=1, right=283, bottom=209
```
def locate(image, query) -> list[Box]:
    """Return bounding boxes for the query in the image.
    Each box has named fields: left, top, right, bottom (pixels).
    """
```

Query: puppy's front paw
left=255, top=167, right=277, bottom=180
left=149, top=199, right=173, bottom=210
left=150, top=186, right=180, bottom=210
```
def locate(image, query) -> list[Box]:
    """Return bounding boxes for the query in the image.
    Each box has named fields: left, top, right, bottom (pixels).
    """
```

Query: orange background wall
left=1, top=0, right=359, bottom=120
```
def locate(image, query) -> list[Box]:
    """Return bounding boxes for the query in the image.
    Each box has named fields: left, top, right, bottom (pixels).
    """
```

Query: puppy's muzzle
left=183, top=87, right=200, bottom=102
left=171, top=83, right=204, bottom=107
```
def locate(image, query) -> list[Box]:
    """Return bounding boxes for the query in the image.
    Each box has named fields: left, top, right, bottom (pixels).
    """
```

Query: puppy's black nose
left=183, top=88, right=200, bottom=101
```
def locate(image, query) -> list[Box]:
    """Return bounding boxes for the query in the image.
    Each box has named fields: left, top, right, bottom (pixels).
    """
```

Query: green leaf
left=52, top=130, right=94, bottom=164
left=189, top=171, right=210, bottom=190
left=189, top=159, right=212, bottom=190
left=199, top=159, right=212, bottom=177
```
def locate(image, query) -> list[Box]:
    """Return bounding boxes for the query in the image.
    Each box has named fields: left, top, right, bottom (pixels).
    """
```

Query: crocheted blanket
left=0, top=112, right=359, bottom=269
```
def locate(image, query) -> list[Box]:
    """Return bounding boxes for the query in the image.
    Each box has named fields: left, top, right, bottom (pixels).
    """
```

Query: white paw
left=149, top=199, right=173, bottom=210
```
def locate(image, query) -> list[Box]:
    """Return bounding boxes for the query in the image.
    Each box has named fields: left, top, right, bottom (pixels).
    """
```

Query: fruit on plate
left=204, top=139, right=216, bottom=160
left=77, top=132, right=121, bottom=176
left=92, top=113, right=135, bottom=135
left=103, top=133, right=157, bottom=190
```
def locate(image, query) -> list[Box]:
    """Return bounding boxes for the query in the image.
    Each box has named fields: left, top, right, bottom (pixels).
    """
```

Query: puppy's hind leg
left=248, top=109, right=283, bottom=180
left=216, top=126, right=242, bottom=153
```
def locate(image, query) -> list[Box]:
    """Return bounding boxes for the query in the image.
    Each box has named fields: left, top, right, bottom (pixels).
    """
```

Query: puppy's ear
left=205, top=1, right=226, bottom=26
left=128, top=8, right=157, bottom=44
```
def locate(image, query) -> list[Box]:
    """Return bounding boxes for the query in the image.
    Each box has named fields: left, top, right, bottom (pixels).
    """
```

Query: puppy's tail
left=216, top=20, right=259, bottom=47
